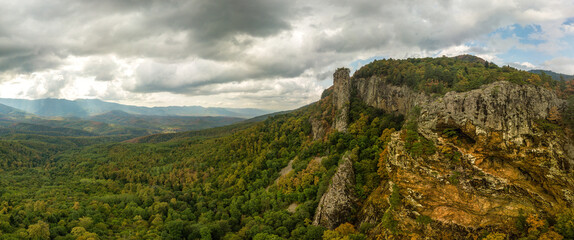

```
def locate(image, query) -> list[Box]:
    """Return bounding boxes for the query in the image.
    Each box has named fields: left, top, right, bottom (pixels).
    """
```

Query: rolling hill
left=529, top=69, right=574, bottom=81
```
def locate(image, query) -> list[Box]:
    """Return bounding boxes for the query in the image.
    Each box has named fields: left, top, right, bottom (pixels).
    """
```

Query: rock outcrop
left=354, top=75, right=429, bottom=116
left=309, top=117, right=327, bottom=140
left=382, top=84, right=572, bottom=229
left=329, top=69, right=574, bottom=232
left=418, top=81, right=566, bottom=146
left=332, top=68, right=352, bottom=132
left=313, top=153, right=356, bottom=229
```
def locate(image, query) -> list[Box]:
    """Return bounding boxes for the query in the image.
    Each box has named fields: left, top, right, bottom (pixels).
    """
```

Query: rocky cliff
left=332, top=68, right=352, bottom=132
left=325, top=66, right=574, bottom=236
left=313, top=153, right=356, bottom=229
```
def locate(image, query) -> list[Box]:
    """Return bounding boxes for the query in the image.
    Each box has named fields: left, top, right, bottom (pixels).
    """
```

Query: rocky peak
left=333, top=69, right=567, bottom=149
left=332, top=70, right=429, bottom=127
left=333, top=68, right=351, bottom=86
left=418, top=81, right=566, bottom=147
left=328, top=65, right=574, bottom=234
left=332, top=68, right=352, bottom=132
left=313, top=153, right=356, bottom=229
left=354, top=75, right=430, bottom=116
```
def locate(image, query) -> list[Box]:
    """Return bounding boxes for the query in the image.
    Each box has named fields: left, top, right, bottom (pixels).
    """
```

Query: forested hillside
left=0, top=93, right=403, bottom=239
left=0, top=56, right=573, bottom=239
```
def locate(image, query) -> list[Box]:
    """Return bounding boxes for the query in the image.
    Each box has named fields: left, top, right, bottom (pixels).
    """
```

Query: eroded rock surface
left=330, top=71, right=574, bottom=232
left=355, top=75, right=429, bottom=116
left=313, top=154, right=356, bottom=229
left=378, top=82, right=574, bottom=229
left=419, top=81, right=566, bottom=146
left=310, top=117, right=327, bottom=140
left=332, top=68, right=352, bottom=132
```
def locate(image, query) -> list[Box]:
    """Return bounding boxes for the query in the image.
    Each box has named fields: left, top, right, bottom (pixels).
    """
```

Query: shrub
left=555, top=208, right=574, bottom=239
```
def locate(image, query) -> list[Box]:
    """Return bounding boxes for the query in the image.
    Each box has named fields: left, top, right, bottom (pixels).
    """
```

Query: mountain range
left=0, top=101, right=248, bottom=137
left=0, top=98, right=271, bottom=118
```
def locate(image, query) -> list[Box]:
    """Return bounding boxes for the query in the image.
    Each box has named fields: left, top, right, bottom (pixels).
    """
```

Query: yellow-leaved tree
left=27, top=220, right=50, bottom=240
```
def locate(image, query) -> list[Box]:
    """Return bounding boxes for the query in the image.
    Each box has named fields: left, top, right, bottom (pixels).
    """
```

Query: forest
left=0, top=56, right=574, bottom=239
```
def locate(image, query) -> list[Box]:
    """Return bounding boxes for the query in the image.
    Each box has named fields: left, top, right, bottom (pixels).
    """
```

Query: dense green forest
left=0, top=98, right=400, bottom=239
left=1, top=56, right=574, bottom=239
left=354, top=55, right=573, bottom=97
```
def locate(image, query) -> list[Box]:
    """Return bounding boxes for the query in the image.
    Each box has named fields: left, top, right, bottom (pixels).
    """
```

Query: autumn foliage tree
left=27, top=220, right=50, bottom=240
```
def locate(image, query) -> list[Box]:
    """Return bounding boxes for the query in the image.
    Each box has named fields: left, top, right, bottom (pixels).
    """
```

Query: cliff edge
left=325, top=62, right=574, bottom=236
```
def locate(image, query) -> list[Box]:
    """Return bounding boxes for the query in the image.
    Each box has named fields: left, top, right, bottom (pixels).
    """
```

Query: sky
left=0, top=0, right=573, bottom=110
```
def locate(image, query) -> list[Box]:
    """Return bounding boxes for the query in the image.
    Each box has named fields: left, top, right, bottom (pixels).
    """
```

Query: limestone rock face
left=377, top=81, right=574, bottom=229
left=309, top=117, right=327, bottom=140
left=328, top=68, right=574, bottom=232
left=355, top=75, right=429, bottom=116
left=313, top=154, right=356, bottom=229
left=418, top=81, right=566, bottom=146
left=332, top=68, right=351, bottom=132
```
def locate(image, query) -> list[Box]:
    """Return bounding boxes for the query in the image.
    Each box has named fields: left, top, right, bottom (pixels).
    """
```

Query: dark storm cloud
left=313, top=0, right=518, bottom=54
left=0, top=47, right=66, bottom=73
left=0, top=0, right=295, bottom=73
left=155, top=0, right=293, bottom=40
left=0, top=0, right=515, bottom=76
left=148, top=0, right=295, bottom=60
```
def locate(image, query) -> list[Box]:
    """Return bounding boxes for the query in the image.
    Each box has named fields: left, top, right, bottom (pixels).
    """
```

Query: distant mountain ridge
left=0, top=103, right=26, bottom=116
left=529, top=69, right=574, bottom=81
left=0, top=98, right=271, bottom=118
left=88, top=110, right=244, bottom=133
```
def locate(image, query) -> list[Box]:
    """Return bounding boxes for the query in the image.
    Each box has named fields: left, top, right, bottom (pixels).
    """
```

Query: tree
left=556, top=208, right=574, bottom=238
left=73, top=201, right=81, bottom=210
left=72, top=226, right=100, bottom=240
left=527, top=213, right=545, bottom=236
left=564, top=96, right=574, bottom=130
left=547, top=106, right=562, bottom=123
left=71, top=227, right=88, bottom=236
left=200, top=226, right=212, bottom=240
left=539, top=231, right=564, bottom=240
left=253, top=233, right=283, bottom=240
left=484, top=232, right=506, bottom=240
left=565, top=80, right=574, bottom=95
left=78, top=216, right=94, bottom=229
left=165, top=219, right=184, bottom=240
left=335, top=222, right=356, bottom=235
left=323, top=222, right=361, bottom=240
left=27, top=220, right=50, bottom=240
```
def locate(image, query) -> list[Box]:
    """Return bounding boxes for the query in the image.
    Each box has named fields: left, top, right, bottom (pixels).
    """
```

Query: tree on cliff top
left=352, top=55, right=562, bottom=96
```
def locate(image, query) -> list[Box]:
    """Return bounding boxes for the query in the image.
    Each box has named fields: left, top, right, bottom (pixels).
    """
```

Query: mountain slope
left=530, top=69, right=574, bottom=81
left=325, top=57, right=574, bottom=238
left=88, top=110, right=244, bottom=133
left=0, top=103, right=29, bottom=126
left=0, top=103, right=26, bottom=115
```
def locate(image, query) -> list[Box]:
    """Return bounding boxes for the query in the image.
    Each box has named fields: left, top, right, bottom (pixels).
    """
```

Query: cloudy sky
left=0, top=0, right=573, bottom=110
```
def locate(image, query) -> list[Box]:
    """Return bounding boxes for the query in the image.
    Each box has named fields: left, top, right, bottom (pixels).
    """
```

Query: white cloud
left=508, top=62, right=536, bottom=70
left=541, top=57, right=574, bottom=75
left=1, top=0, right=574, bottom=110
